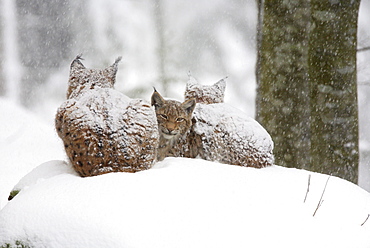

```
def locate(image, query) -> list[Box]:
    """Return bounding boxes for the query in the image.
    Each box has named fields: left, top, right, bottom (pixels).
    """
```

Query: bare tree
left=0, top=0, right=4, bottom=96
left=309, top=0, right=360, bottom=183
left=256, top=0, right=311, bottom=169
left=256, top=0, right=360, bottom=183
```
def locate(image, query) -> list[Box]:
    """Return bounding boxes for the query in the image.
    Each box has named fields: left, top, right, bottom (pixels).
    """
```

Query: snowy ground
left=0, top=98, right=66, bottom=209
left=1, top=98, right=370, bottom=248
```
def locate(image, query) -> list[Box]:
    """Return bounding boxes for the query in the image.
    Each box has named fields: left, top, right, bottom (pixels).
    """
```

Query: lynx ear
left=70, top=54, right=86, bottom=71
left=104, top=56, right=122, bottom=86
left=181, top=98, right=196, bottom=115
left=186, top=71, right=199, bottom=89
left=151, top=90, right=165, bottom=108
left=214, top=77, right=227, bottom=94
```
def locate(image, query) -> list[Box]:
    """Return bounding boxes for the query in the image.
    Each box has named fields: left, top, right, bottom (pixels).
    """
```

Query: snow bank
left=0, top=98, right=65, bottom=209
left=1, top=98, right=369, bottom=248
left=1, top=158, right=370, bottom=248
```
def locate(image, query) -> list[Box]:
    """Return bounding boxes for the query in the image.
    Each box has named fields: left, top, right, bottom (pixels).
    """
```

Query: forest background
left=0, top=0, right=369, bottom=190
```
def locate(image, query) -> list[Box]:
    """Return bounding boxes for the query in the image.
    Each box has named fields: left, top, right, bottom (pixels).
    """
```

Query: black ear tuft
left=71, top=54, right=85, bottom=69
left=114, top=56, right=122, bottom=65
left=76, top=53, right=84, bottom=61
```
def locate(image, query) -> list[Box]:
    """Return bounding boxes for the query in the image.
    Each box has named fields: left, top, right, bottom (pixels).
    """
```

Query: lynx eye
left=159, top=114, right=168, bottom=120
left=176, top=117, right=185, bottom=122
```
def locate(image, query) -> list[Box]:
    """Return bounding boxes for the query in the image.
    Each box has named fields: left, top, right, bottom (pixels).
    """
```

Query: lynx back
left=56, top=56, right=158, bottom=177
left=174, top=76, right=275, bottom=168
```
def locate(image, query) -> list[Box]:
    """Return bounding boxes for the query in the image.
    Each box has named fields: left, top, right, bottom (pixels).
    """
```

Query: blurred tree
left=309, top=0, right=360, bottom=183
left=256, top=0, right=311, bottom=170
left=16, top=0, right=71, bottom=106
left=0, top=0, right=4, bottom=96
left=256, top=0, right=360, bottom=183
left=154, top=0, right=169, bottom=95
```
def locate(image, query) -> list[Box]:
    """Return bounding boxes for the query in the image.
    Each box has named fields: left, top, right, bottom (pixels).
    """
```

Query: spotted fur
left=56, top=56, right=158, bottom=177
left=151, top=90, right=196, bottom=161
left=171, top=76, right=274, bottom=168
left=184, top=73, right=226, bottom=104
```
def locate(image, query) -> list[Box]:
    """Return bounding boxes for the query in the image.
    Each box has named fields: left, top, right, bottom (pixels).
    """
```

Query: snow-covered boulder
left=1, top=158, right=369, bottom=248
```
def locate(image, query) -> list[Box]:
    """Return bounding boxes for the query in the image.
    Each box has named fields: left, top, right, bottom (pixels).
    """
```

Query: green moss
left=0, top=241, right=31, bottom=248
left=8, top=190, right=20, bottom=201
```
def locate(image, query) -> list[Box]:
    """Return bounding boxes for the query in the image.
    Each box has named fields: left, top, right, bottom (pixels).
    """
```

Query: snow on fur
left=55, top=56, right=158, bottom=177
left=191, top=103, right=274, bottom=167
left=172, top=76, right=274, bottom=168
left=185, top=73, right=227, bottom=104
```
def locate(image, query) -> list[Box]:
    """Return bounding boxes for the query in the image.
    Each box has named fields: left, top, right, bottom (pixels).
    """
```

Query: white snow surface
left=1, top=98, right=370, bottom=248
left=0, top=98, right=65, bottom=208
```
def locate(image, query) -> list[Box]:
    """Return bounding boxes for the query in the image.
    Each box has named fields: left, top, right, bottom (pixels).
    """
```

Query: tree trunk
left=256, top=0, right=360, bottom=183
left=309, top=0, right=360, bottom=183
left=256, top=0, right=311, bottom=169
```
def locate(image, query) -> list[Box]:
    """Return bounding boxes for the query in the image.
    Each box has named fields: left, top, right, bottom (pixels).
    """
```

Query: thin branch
left=304, top=174, right=311, bottom=203
left=358, top=81, right=370, bottom=86
left=313, top=175, right=331, bottom=217
left=357, top=46, right=370, bottom=52
left=361, top=214, right=370, bottom=226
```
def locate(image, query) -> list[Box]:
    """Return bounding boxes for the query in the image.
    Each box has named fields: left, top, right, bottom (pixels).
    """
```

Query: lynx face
left=151, top=90, right=196, bottom=161
left=151, top=90, right=196, bottom=140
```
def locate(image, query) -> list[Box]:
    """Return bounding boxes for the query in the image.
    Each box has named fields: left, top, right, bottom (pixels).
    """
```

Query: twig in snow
left=313, top=175, right=331, bottom=217
left=358, top=81, right=370, bottom=86
left=357, top=46, right=370, bottom=52
left=361, top=214, right=370, bottom=226
left=304, top=174, right=311, bottom=203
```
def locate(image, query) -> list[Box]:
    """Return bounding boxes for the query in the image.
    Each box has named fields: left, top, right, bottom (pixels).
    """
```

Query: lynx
left=172, top=75, right=274, bottom=168
left=185, top=72, right=226, bottom=104
left=55, top=55, right=158, bottom=177
left=151, top=89, right=196, bottom=161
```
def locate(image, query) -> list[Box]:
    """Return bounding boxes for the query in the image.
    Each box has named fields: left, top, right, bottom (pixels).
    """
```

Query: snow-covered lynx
left=172, top=74, right=274, bottom=168
left=185, top=72, right=226, bottom=104
left=151, top=89, right=196, bottom=161
left=55, top=55, right=158, bottom=177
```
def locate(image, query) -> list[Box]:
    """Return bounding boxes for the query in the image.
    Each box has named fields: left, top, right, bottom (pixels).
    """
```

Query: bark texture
left=256, top=0, right=311, bottom=169
left=256, top=0, right=360, bottom=183
left=309, top=0, right=360, bottom=183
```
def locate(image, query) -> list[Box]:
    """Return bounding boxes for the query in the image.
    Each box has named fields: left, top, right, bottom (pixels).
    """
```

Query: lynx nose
left=166, top=122, right=176, bottom=132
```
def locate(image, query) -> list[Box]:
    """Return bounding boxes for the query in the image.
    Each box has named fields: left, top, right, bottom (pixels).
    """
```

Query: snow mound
left=0, top=98, right=65, bottom=209
left=1, top=158, right=369, bottom=248
left=9, top=160, right=78, bottom=196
